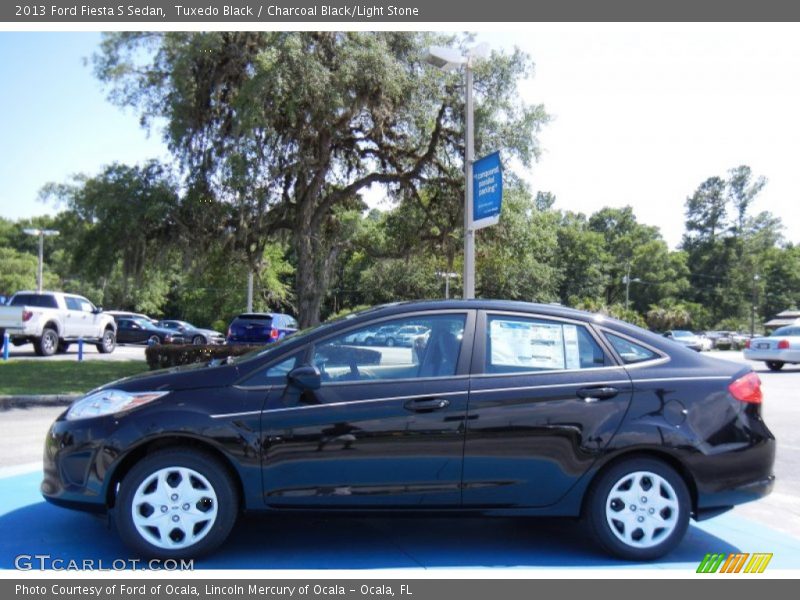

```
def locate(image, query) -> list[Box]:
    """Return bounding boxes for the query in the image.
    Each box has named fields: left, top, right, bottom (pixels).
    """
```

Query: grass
left=0, top=360, right=150, bottom=395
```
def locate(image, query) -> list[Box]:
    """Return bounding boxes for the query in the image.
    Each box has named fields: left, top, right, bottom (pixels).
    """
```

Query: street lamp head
left=425, top=46, right=466, bottom=71
left=23, top=228, right=59, bottom=237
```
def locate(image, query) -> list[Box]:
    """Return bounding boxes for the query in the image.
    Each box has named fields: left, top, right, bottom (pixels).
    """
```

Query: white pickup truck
left=0, top=291, right=116, bottom=356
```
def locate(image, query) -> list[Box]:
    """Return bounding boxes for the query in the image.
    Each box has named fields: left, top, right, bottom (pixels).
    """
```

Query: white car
left=744, top=324, right=800, bottom=371
left=0, top=291, right=116, bottom=356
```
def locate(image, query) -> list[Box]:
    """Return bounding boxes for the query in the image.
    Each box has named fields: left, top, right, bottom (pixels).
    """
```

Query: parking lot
left=4, top=343, right=145, bottom=362
left=0, top=350, right=798, bottom=570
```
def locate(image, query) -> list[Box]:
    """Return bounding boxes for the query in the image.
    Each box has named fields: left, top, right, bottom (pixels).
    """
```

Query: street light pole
left=464, top=60, right=475, bottom=299
left=751, top=274, right=760, bottom=337
left=426, top=44, right=488, bottom=300
left=23, top=228, right=59, bottom=293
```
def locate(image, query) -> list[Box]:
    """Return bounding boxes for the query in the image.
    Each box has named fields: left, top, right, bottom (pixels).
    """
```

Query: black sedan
left=41, top=300, right=774, bottom=561
left=115, top=317, right=185, bottom=345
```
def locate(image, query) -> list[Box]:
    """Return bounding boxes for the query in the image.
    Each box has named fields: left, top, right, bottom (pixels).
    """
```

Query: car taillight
left=744, top=339, right=751, bottom=349
left=270, top=328, right=280, bottom=340
left=778, top=339, right=790, bottom=350
left=728, top=372, right=763, bottom=404
left=22, top=310, right=33, bottom=322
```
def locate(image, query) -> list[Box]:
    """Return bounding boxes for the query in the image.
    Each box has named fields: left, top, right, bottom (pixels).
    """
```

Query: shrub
left=145, top=344, right=264, bottom=370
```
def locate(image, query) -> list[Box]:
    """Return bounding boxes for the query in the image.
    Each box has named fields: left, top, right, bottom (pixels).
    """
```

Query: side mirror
left=94, top=306, right=103, bottom=314
left=288, top=365, right=322, bottom=390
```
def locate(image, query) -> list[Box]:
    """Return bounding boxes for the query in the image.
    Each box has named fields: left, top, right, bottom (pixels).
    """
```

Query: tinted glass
left=65, top=297, right=82, bottom=311
left=313, top=314, right=465, bottom=383
left=772, top=326, right=800, bottom=337
left=241, top=352, right=302, bottom=387
left=10, top=294, right=58, bottom=308
left=605, top=333, right=658, bottom=364
left=486, top=315, right=607, bottom=373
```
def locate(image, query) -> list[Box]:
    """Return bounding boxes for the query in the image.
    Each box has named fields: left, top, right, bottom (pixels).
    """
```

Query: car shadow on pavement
left=0, top=501, right=739, bottom=570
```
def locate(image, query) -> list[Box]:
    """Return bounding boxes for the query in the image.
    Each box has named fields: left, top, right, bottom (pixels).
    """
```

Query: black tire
left=386, top=337, right=395, bottom=347
left=766, top=361, right=784, bottom=372
left=584, top=457, right=690, bottom=561
left=365, top=337, right=374, bottom=346
left=192, top=335, right=205, bottom=346
left=57, top=341, right=71, bottom=354
left=115, top=449, right=239, bottom=559
left=35, top=328, right=59, bottom=357
left=96, top=329, right=116, bottom=354
left=147, top=335, right=161, bottom=346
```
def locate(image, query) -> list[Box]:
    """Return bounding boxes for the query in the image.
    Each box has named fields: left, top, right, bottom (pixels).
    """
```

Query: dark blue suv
left=226, top=312, right=299, bottom=345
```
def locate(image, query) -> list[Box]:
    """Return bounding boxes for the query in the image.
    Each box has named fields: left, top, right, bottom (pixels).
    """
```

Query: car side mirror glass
left=288, top=365, right=322, bottom=390
left=94, top=306, right=103, bottom=313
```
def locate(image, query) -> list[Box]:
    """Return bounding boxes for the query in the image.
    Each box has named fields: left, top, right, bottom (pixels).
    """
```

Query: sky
left=0, top=25, right=799, bottom=249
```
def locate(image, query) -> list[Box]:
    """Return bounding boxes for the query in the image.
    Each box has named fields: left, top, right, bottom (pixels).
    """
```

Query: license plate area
left=757, top=343, right=770, bottom=349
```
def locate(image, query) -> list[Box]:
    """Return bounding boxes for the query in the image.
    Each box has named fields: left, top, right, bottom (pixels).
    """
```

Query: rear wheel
left=766, top=361, right=784, bottom=371
left=115, top=449, right=239, bottom=559
left=584, top=458, right=690, bottom=560
left=147, top=335, right=161, bottom=346
left=35, top=328, right=59, bottom=357
left=386, top=337, right=395, bottom=347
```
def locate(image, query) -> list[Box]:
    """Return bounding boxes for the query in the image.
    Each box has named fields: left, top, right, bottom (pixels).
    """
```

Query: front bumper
left=41, top=414, right=119, bottom=513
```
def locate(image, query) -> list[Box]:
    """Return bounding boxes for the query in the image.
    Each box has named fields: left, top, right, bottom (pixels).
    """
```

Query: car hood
left=98, top=361, right=241, bottom=393
left=197, top=328, right=224, bottom=337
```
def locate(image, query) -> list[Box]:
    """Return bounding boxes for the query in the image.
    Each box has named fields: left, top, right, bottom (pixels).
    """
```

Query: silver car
left=744, top=324, right=800, bottom=371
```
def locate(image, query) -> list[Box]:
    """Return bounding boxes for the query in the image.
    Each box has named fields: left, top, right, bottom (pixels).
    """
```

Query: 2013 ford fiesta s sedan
left=42, top=300, right=775, bottom=561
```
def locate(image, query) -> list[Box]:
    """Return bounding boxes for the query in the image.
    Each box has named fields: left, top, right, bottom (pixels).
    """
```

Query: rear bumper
left=743, top=349, right=800, bottom=363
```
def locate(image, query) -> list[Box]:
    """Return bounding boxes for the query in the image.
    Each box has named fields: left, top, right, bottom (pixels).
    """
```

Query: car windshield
left=672, top=331, right=693, bottom=338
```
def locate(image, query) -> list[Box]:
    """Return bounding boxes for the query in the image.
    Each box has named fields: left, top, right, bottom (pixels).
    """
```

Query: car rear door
left=230, top=314, right=274, bottom=344
left=461, top=310, right=633, bottom=508
left=258, top=310, right=476, bottom=508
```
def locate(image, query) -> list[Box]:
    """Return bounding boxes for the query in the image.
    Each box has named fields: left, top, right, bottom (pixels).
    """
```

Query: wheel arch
left=581, top=449, right=699, bottom=518
left=105, top=435, right=245, bottom=512
left=42, top=320, right=61, bottom=337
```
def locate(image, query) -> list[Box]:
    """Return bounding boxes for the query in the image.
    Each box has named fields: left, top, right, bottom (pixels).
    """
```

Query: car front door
left=259, top=310, right=475, bottom=508
left=461, top=311, right=633, bottom=508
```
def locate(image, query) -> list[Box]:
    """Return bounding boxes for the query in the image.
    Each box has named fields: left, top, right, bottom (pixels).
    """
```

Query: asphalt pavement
left=4, top=342, right=146, bottom=362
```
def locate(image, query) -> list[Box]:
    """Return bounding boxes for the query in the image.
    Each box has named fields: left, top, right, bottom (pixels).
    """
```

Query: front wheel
left=96, top=329, right=116, bottom=354
left=115, top=449, right=239, bottom=559
left=766, top=361, right=784, bottom=371
left=192, top=335, right=205, bottom=345
left=584, top=458, right=690, bottom=560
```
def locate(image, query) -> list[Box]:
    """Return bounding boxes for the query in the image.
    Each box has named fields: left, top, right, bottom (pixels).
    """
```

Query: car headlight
left=65, top=389, right=169, bottom=421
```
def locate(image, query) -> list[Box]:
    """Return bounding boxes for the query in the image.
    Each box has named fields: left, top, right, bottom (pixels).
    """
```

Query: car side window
left=240, top=352, right=302, bottom=387
left=65, top=297, right=82, bottom=311
left=485, top=315, right=607, bottom=373
left=312, top=314, right=466, bottom=383
left=605, top=333, right=659, bottom=364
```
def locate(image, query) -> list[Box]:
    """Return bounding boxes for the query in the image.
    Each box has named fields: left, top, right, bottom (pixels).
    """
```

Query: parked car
left=367, top=324, right=402, bottom=346
left=386, top=324, right=430, bottom=347
left=744, top=324, right=800, bottom=371
left=106, top=310, right=158, bottom=325
left=226, top=312, right=298, bottom=345
left=705, top=330, right=736, bottom=350
left=0, top=291, right=116, bottom=356
left=115, top=317, right=184, bottom=346
left=157, top=320, right=225, bottom=345
left=662, top=330, right=703, bottom=352
left=42, top=300, right=774, bottom=561
left=697, top=333, right=713, bottom=352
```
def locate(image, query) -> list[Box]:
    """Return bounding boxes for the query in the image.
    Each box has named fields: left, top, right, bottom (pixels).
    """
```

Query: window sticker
left=563, top=324, right=581, bottom=369
left=490, top=319, right=566, bottom=369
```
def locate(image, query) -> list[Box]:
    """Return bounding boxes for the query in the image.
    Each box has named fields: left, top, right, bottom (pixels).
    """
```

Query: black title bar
left=4, top=0, right=800, bottom=22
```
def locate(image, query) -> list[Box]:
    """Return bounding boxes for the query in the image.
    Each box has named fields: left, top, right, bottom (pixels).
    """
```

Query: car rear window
left=10, top=294, right=58, bottom=308
left=605, top=333, right=659, bottom=364
left=237, top=314, right=274, bottom=322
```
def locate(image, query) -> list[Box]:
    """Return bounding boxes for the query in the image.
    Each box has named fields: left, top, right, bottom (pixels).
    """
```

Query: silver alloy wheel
left=103, top=331, right=114, bottom=351
left=131, top=467, right=219, bottom=550
left=42, top=330, right=57, bottom=354
left=605, top=470, right=680, bottom=549
left=148, top=335, right=160, bottom=346
left=192, top=336, right=205, bottom=345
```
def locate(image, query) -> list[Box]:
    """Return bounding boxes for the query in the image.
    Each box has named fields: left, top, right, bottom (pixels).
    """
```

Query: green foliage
left=144, top=344, right=263, bottom=371
left=0, top=360, right=148, bottom=395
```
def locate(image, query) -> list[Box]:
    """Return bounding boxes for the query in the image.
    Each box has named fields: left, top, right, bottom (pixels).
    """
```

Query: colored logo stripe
left=697, top=552, right=772, bottom=573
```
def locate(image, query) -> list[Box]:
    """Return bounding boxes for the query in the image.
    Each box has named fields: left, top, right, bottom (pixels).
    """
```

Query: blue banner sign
left=473, top=152, right=503, bottom=230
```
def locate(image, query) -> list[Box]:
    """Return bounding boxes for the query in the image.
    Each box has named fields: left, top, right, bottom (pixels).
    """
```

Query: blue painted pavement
left=1, top=469, right=799, bottom=570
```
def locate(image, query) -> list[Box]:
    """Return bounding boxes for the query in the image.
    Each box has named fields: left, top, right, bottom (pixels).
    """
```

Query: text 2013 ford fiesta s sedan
left=42, top=300, right=775, bottom=561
